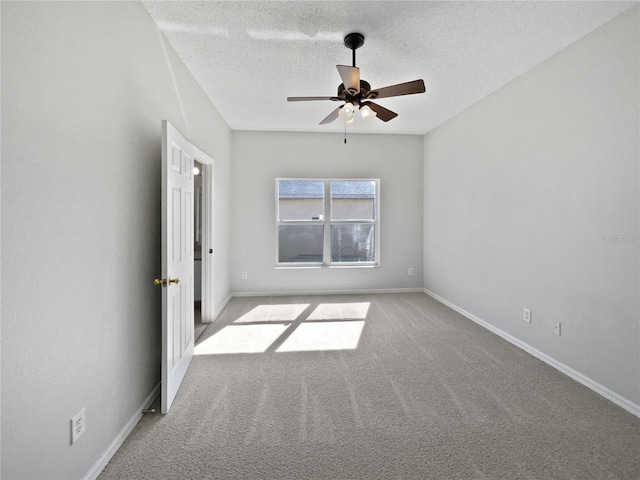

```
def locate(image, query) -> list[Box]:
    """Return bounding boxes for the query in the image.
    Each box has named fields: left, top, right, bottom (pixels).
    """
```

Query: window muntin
left=276, top=179, right=379, bottom=267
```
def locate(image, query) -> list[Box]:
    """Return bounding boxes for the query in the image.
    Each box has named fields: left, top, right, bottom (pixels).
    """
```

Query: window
left=276, top=179, right=380, bottom=267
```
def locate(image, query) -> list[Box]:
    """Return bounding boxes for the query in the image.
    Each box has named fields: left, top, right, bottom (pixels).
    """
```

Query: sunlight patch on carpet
left=197, top=302, right=370, bottom=355
left=233, top=304, right=310, bottom=323
left=276, top=321, right=366, bottom=352
left=195, top=324, right=290, bottom=355
left=306, top=302, right=370, bottom=321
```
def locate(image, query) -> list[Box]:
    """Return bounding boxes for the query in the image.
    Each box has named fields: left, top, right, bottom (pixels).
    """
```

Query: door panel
left=161, top=120, right=195, bottom=414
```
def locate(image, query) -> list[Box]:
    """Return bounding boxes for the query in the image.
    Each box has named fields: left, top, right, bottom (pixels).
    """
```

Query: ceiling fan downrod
left=343, top=32, right=364, bottom=67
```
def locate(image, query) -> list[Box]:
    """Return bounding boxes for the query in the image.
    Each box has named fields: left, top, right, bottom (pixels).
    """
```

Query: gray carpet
left=100, top=293, right=640, bottom=479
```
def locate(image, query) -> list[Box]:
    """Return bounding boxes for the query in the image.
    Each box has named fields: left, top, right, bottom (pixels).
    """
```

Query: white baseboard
left=423, top=288, right=640, bottom=419
left=83, top=383, right=161, bottom=480
left=200, top=294, right=233, bottom=324
left=213, top=293, right=233, bottom=320
left=232, top=287, right=424, bottom=297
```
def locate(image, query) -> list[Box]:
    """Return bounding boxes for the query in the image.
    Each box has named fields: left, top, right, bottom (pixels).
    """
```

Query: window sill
left=275, top=263, right=380, bottom=270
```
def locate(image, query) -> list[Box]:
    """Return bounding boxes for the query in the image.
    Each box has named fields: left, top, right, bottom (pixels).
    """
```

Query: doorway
left=193, top=160, right=206, bottom=340
left=192, top=147, right=215, bottom=334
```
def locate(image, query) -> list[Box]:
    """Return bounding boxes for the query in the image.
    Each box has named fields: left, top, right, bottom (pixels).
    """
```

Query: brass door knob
left=168, top=277, right=180, bottom=285
left=153, top=277, right=180, bottom=287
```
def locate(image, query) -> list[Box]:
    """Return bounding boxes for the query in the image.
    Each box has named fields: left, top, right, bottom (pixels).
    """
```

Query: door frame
left=193, top=146, right=215, bottom=324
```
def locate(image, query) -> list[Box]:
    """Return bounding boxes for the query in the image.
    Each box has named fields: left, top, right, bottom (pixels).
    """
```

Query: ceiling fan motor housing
left=338, top=80, right=371, bottom=104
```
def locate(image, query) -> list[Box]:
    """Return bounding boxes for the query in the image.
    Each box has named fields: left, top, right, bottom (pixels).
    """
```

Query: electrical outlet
left=408, top=268, right=414, bottom=276
left=241, top=272, right=247, bottom=280
left=71, top=408, right=86, bottom=445
left=523, top=308, right=532, bottom=323
left=553, top=322, right=561, bottom=336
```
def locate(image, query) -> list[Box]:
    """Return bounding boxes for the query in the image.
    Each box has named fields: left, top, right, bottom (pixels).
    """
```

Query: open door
left=157, top=120, right=195, bottom=414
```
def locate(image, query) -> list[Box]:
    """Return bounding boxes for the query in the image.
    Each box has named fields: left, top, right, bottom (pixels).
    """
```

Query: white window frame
left=275, top=178, right=380, bottom=268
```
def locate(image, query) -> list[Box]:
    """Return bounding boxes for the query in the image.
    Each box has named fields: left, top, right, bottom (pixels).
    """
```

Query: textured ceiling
left=141, top=1, right=634, bottom=135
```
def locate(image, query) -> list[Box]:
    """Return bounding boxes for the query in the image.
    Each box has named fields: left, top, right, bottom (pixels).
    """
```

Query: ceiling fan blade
left=287, top=96, right=335, bottom=102
left=336, top=65, right=360, bottom=95
left=367, top=79, right=425, bottom=100
left=361, top=101, right=398, bottom=122
left=319, top=107, right=341, bottom=125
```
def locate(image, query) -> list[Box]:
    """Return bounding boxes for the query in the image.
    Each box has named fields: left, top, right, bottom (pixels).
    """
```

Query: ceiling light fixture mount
left=343, top=32, right=365, bottom=67
left=287, top=32, right=426, bottom=126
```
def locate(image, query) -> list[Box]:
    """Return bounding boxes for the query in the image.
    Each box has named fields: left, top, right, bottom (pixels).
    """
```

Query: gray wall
left=423, top=6, right=639, bottom=406
left=231, top=131, right=423, bottom=294
left=1, top=2, right=231, bottom=479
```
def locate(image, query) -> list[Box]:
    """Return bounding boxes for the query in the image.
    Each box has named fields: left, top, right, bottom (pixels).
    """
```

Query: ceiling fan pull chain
left=344, top=123, right=347, bottom=144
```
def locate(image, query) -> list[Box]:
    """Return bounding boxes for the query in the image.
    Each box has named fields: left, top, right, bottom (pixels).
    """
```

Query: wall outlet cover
left=71, top=408, right=86, bottom=445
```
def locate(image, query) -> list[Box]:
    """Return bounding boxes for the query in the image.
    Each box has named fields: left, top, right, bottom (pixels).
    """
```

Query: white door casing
left=161, top=120, right=195, bottom=414
left=193, top=146, right=215, bottom=324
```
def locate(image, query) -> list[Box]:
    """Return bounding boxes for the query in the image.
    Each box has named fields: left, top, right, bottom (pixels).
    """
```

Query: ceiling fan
left=287, top=32, right=426, bottom=125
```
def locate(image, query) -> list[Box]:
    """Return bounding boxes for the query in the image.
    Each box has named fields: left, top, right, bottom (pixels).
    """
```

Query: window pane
left=331, top=224, right=375, bottom=263
left=330, top=181, right=375, bottom=221
left=278, top=180, right=324, bottom=221
left=278, top=225, right=324, bottom=263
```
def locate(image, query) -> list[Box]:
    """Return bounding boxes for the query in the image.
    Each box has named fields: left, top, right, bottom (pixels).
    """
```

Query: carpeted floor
left=100, top=293, right=640, bottom=479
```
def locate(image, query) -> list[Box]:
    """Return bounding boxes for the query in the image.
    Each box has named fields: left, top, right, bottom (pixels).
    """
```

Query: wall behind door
left=1, top=2, right=231, bottom=479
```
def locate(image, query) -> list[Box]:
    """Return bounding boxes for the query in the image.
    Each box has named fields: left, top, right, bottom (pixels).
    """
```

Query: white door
left=160, top=120, right=195, bottom=414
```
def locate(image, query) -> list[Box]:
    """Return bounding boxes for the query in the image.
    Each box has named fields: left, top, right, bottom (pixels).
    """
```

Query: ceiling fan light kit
left=339, top=102, right=355, bottom=120
left=287, top=32, right=426, bottom=126
left=359, top=104, right=377, bottom=121
left=338, top=102, right=377, bottom=123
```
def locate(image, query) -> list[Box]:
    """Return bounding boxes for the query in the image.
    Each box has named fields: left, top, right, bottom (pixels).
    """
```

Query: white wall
left=231, top=131, right=423, bottom=294
left=1, top=2, right=231, bottom=479
left=423, top=6, right=639, bottom=407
